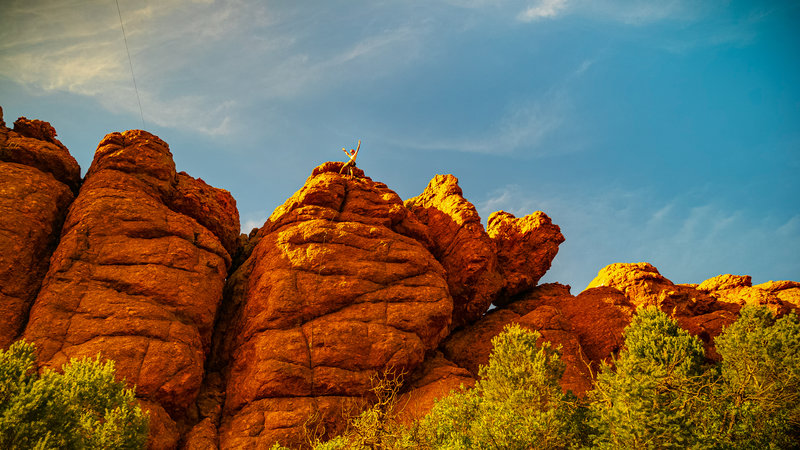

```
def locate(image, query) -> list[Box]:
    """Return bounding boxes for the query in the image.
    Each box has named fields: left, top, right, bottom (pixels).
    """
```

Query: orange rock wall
left=21, top=130, right=239, bottom=449
left=0, top=109, right=80, bottom=348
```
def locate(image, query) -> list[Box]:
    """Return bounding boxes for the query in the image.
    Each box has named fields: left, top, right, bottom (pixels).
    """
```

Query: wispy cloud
left=391, top=89, right=570, bottom=155
left=0, top=0, right=430, bottom=136
left=255, top=25, right=424, bottom=100
left=517, top=0, right=569, bottom=22
left=0, top=0, right=251, bottom=135
left=510, top=0, right=732, bottom=25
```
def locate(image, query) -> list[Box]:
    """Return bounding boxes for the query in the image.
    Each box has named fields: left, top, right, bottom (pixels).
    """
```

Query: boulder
left=23, top=130, right=239, bottom=448
left=587, top=263, right=743, bottom=358
left=182, top=418, right=219, bottom=450
left=486, top=210, right=564, bottom=302
left=441, top=284, right=592, bottom=397
left=405, top=174, right=503, bottom=326
left=217, top=162, right=452, bottom=448
left=0, top=112, right=79, bottom=348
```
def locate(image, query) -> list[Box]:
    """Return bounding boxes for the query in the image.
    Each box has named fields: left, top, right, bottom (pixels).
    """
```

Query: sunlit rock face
left=405, top=174, right=504, bottom=328
left=487, top=209, right=565, bottom=303
left=22, top=130, right=239, bottom=450
left=215, top=162, right=453, bottom=449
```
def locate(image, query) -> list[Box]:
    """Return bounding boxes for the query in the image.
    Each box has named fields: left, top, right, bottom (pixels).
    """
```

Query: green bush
left=277, top=306, right=800, bottom=449
left=588, top=306, right=708, bottom=449
left=417, top=324, right=582, bottom=449
left=0, top=340, right=149, bottom=449
left=703, top=306, right=800, bottom=448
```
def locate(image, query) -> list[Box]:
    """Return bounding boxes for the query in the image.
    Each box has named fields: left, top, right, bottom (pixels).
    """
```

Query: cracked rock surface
left=214, top=162, right=453, bottom=449
left=23, top=130, right=239, bottom=450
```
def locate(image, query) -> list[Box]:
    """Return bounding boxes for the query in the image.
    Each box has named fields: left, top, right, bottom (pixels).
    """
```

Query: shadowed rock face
left=22, top=130, right=239, bottom=450
left=216, top=162, right=453, bottom=449
left=0, top=111, right=80, bottom=348
left=441, top=284, right=594, bottom=397
left=405, top=174, right=503, bottom=327
left=395, top=351, right=476, bottom=425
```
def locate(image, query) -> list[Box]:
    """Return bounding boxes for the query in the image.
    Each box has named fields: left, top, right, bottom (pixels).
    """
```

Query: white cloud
left=255, top=25, right=424, bottom=100
left=0, top=0, right=252, bottom=135
left=517, top=0, right=569, bottom=22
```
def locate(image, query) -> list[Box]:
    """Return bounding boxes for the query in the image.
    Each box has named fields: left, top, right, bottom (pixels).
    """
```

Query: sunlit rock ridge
left=1, top=109, right=798, bottom=449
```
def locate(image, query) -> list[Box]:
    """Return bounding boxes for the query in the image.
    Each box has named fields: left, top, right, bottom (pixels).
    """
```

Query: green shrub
left=0, top=340, right=149, bottom=449
left=417, top=324, right=582, bottom=449
left=279, top=306, right=800, bottom=449
left=588, top=306, right=708, bottom=449
left=703, top=306, right=800, bottom=448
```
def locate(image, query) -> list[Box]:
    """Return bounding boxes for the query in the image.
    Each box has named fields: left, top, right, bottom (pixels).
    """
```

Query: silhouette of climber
left=340, top=140, right=360, bottom=177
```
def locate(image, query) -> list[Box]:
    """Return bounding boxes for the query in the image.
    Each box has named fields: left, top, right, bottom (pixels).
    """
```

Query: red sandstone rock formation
left=0, top=109, right=80, bottom=348
left=3, top=108, right=799, bottom=448
left=405, top=174, right=503, bottom=327
left=487, top=210, right=564, bottom=303
left=215, top=162, right=452, bottom=448
left=23, top=130, right=239, bottom=450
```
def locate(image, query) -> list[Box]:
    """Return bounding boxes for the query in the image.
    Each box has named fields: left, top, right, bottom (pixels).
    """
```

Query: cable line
left=115, top=0, right=145, bottom=129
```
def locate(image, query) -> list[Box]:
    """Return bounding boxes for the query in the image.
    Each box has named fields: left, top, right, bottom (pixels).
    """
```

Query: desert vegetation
left=0, top=341, right=149, bottom=449
left=272, top=305, right=800, bottom=449
left=1, top=306, right=797, bottom=449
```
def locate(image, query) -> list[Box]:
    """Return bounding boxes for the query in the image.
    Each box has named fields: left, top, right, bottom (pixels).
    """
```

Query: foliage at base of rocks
left=416, top=324, right=584, bottom=449
left=0, top=340, right=149, bottom=450
left=274, top=305, right=800, bottom=450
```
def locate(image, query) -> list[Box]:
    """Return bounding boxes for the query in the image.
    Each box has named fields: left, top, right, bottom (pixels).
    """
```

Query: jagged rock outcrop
left=509, top=284, right=634, bottom=366
left=0, top=109, right=80, bottom=348
left=215, top=162, right=453, bottom=448
left=586, top=262, right=722, bottom=316
left=405, top=174, right=503, bottom=327
left=23, top=130, right=239, bottom=450
left=487, top=210, right=564, bottom=303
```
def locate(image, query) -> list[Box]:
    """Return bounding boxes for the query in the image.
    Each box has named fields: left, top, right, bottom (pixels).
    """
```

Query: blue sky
left=1, top=0, right=798, bottom=291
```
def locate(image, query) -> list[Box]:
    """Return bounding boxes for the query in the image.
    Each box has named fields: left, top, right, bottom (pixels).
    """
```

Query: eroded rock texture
left=405, top=174, right=503, bottom=327
left=23, top=130, right=239, bottom=450
left=216, top=162, right=452, bottom=448
left=487, top=210, right=564, bottom=303
left=0, top=109, right=80, bottom=348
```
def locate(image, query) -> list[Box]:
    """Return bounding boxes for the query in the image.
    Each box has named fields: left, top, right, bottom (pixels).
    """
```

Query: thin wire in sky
left=115, top=0, right=145, bottom=129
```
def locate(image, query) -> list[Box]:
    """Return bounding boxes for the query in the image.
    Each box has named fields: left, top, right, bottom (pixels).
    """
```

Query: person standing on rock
left=340, top=140, right=360, bottom=177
